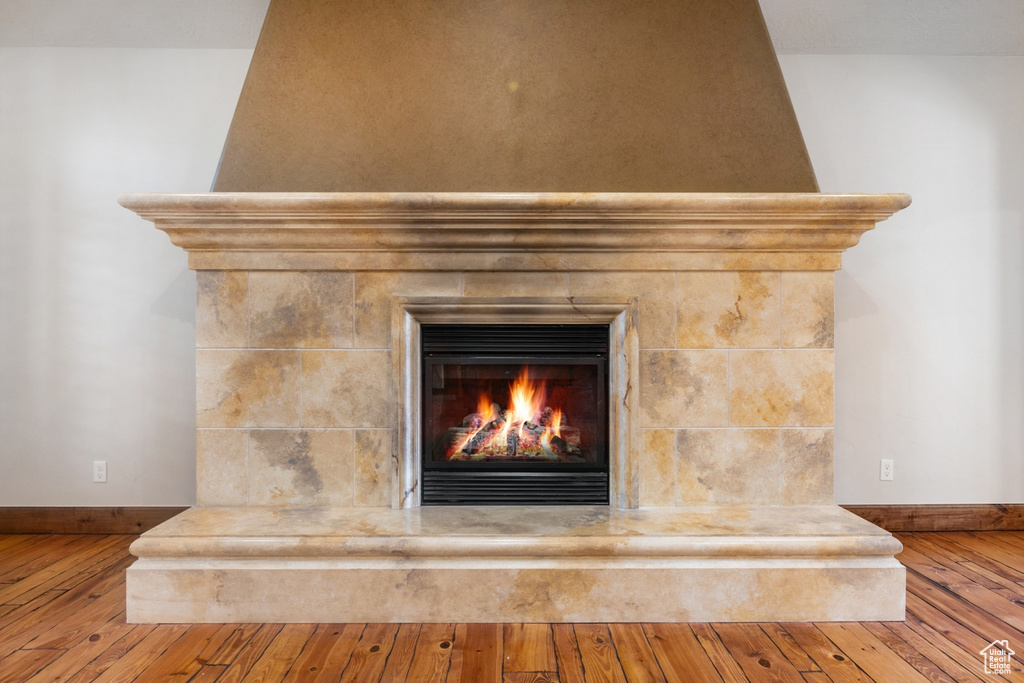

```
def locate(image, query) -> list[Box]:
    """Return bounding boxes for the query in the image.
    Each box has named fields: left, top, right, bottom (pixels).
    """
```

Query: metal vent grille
left=422, top=324, right=608, bottom=355
left=422, top=471, right=609, bottom=506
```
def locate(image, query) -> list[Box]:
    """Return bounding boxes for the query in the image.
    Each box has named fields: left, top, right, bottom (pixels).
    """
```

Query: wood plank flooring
left=0, top=532, right=1021, bottom=681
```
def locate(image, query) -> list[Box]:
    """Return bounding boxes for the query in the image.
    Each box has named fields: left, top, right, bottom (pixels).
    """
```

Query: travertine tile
left=781, top=429, right=834, bottom=505
left=248, top=429, right=354, bottom=506
left=354, top=429, right=391, bottom=507
left=676, top=429, right=780, bottom=505
left=568, top=272, right=675, bottom=348
left=196, top=271, right=248, bottom=348
left=249, top=272, right=353, bottom=348
left=301, top=350, right=390, bottom=428
left=354, top=272, right=462, bottom=348
left=781, top=272, right=834, bottom=348
left=464, top=272, right=567, bottom=297
left=196, top=430, right=248, bottom=506
left=730, top=350, right=834, bottom=427
left=196, top=350, right=301, bottom=428
left=639, top=350, right=729, bottom=427
left=640, top=429, right=676, bottom=507
left=676, top=272, right=779, bottom=348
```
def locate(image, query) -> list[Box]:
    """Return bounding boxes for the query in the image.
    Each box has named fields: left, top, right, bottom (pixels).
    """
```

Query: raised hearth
left=120, top=192, right=910, bottom=623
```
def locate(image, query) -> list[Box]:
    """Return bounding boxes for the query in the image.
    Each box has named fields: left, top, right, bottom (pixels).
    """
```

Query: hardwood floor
left=0, top=532, right=1021, bottom=682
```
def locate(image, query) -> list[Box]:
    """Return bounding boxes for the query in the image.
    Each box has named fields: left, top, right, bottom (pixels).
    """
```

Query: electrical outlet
left=879, top=459, right=894, bottom=481
left=93, top=460, right=107, bottom=483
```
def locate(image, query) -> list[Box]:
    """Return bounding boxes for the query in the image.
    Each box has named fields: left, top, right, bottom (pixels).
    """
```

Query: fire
left=445, top=367, right=582, bottom=461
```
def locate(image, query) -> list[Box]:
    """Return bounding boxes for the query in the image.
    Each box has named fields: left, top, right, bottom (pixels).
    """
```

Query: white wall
left=0, top=47, right=251, bottom=505
left=781, top=55, right=1024, bottom=503
left=0, top=48, right=1021, bottom=505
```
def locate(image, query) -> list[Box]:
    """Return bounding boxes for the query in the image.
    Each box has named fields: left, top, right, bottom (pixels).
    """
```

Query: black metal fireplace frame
left=420, top=324, right=610, bottom=505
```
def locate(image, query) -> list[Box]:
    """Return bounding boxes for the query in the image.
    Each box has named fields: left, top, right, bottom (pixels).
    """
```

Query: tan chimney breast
left=213, top=0, right=818, bottom=192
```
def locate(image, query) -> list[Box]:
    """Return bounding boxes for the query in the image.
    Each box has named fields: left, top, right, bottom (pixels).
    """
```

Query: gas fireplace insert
left=421, top=324, right=609, bottom=505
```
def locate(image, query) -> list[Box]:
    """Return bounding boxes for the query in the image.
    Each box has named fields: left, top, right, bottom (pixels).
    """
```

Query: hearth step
left=421, top=471, right=608, bottom=505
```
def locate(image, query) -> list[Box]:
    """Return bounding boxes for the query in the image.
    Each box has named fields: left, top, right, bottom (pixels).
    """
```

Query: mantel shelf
left=120, top=192, right=910, bottom=271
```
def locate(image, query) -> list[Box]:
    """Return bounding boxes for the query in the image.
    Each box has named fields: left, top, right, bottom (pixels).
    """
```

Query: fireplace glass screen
left=421, top=324, right=609, bottom=505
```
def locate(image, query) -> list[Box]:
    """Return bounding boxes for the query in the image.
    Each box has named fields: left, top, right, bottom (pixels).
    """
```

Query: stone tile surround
left=195, top=268, right=836, bottom=509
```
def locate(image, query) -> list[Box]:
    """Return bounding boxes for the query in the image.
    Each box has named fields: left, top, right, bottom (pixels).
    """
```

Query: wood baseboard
left=2, top=505, right=1021, bottom=534
left=0, top=507, right=189, bottom=534
left=843, top=504, right=1024, bottom=532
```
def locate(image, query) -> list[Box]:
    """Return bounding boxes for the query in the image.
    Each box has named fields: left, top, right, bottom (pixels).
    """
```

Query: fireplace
left=117, top=0, right=911, bottom=625
left=421, top=324, right=609, bottom=505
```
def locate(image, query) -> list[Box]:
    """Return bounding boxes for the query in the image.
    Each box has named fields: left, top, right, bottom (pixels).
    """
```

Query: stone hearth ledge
left=127, top=506, right=905, bottom=623
left=117, top=192, right=912, bottom=271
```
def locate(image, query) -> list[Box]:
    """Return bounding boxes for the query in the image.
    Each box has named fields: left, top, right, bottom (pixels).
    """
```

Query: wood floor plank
left=861, top=621, right=959, bottom=683
left=504, top=624, right=557, bottom=673
left=404, top=623, right=455, bottom=683
left=446, top=623, right=501, bottom=683
left=0, top=535, right=82, bottom=583
left=503, top=673, right=559, bottom=683
left=551, top=624, right=586, bottom=683
left=814, top=622, right=931, bottom=683
left=0, top=534, right=38, bottom=554
left=23, top=611, right=138, bottom=683
left=781, top=623, right=874, bottom=683
left=907, top=570, right=1024, bottom=645
left=573, top=624, right=626, bottom=683
left=902, top=533, right=1021, bottom=593
left=88, top=623, right=190, bottom=682
left=606, top=623, right=666, bottom=683
left=62, top=623, right=159, bottom=683
left=642, top=623, right=724, bottom=683
left=214, top=624, right=285, bottom=683
left=205, top=624, right=265, bottom=667
left=378, top=622, right=422, bottom=681
left=112, top=623, right=235, bottom=682
left=759, top=623, right=821, bottom=673
left=191, top=664, right=228, bottom=681
left=920, top=534, right=1024, bottom=585
left=690, top=623, right=750, bottom=683
left=801, top=673, right=832, bottom=683
left=281, top=623, right=361, bottom=681
left=237, top=623, right=316, bottom=683
left=713, top=623, right=805, bottom=683
left=339, top=623, right=401, bottom=683
left=879, top=620, right=987, bottom=683
left=940, top=533, right=1024, bottom=582
left=0, top=535, right=130, bottom=606
left=0, top=554, right=133, bottom=658
left=0, top=648, right=64, bottom=683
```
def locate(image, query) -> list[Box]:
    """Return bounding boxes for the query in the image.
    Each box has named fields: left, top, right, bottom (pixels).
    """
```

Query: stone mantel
left=119, top=192, right=911, bottom=271
left=121, top=190, right=912, bottom=623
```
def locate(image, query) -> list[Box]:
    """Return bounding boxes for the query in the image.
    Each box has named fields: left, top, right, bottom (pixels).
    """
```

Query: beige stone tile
left=249, top=272, right=353, bottom=349
left=354, top=272, right=462, bottom=348
left=639, top=350, right=729, bottom=427
left=301, top=350, right=390, bottom=428
left=196, top=429, right=248, bottom=506
left=196, top=350, right=301, bottom=428
left=354, top=430, right=391, bottom=507
left=781, top=272, right=834, bottom=348
left=640, top=429, right=676, bottom=507
left=196, top=271, right=248, bottom=348
left=730, top=350, right=834, bottom=427
left=781, top=429, right=834, bottom=505
left=676, top=429, right=780, bottom=505
left=568, top=272, right=675, bottom=348
left=463, top=272, right=568, bottom=297
left=248, top=429, right=354, bottom=506
left=676, top=272, right=779, bottom=348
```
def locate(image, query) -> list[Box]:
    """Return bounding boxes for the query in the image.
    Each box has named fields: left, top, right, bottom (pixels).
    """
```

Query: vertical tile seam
left=245, top=271, right=252, bottom=348
left=777, top=271, right=783, bottom=349
left=777, top=428, right=783, bottom=506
